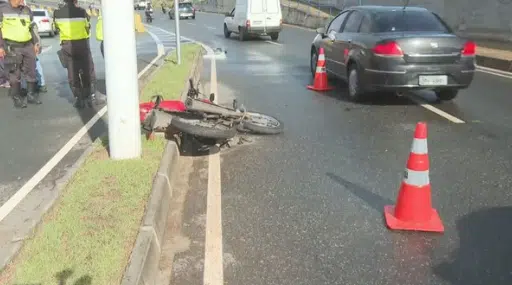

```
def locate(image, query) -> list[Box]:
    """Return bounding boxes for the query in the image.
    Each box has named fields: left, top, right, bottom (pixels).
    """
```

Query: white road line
left=476, top=66, right=512, bottom=79
left=205, top=25, right=216, bottom=30
left=203, top=49, right=224, bottom=285
left=187, top=22, right=197, bottom=26
left=0, top=34, right=166, bottom=223
left=40, top=45, right=52, bottom=54
left=406, top=95, right=466, bottom=124
left=264, top=40, right=282, bottom=46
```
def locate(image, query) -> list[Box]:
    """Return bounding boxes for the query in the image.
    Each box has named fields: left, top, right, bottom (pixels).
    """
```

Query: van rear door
left=248, top=0, right=265, bottom=30
left=263, top=0, right=281, bottom=28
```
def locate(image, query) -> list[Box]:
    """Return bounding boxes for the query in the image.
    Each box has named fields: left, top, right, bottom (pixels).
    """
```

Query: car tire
left=310, top=48, right=318, bottom=78
left=347, top=63, right=366, bottom=102
left=238, top=27, right=246, bottom=41
left=269, top=32, right=279, bottom=41
left=49, top=30, right=55, bottom=37
left=223, top=24, right=231, bottom=38
left=435, top=89, right=458, bottom=101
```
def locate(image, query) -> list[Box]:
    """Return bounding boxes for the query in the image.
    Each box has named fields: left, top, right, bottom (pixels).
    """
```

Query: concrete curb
left=120, top=47, right=204, bottom=285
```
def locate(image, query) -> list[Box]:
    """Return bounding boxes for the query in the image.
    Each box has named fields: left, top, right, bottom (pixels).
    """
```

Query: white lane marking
left=203, top=51, right=224, bottom=284
left=145, top=23, right=216, bottom=55
left=187, top=22, right=197, bottom=26
left=265, top=40, right=282, bottom=46
left=476, top=66, right=512, bottom=79
left=0, top=33, right=166, bottom=223
left=406, top=95, right=466, bottom=124
left=40, top=45, right=52, bottom=54
left=205, top=25, right=216, bottom=30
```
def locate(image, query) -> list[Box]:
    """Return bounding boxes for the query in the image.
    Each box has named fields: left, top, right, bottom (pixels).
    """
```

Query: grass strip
left=0, top=43, right=202, bottom=285
left=140, top=43, right=202, bottom=102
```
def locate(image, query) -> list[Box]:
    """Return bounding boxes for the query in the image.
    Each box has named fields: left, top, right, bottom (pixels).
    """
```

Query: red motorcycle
left=140, top=80, right=284, bottom=144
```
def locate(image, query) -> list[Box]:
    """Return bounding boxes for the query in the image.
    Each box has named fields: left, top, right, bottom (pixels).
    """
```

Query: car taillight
left=372, top=41, right=403, bottom=57
left=245, top=20, right=250, bottom=28
left=461, top=41, right=476, bottom=56
left=41, top=18, right=50, bottom=23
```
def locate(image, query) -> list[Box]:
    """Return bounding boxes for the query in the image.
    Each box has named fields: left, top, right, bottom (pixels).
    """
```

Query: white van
left=223, top=0, right=283, bottom=41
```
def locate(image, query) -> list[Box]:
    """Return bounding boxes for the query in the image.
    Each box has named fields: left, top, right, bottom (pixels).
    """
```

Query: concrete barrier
left=281, top=4, right=329, bottom=29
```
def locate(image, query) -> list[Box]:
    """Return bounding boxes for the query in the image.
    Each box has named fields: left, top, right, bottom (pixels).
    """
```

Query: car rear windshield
left=373, top=10, right=450, bottom=33
left=33, top=11, right=46, bottom=17
left=179, top=3, right=193, bottom=8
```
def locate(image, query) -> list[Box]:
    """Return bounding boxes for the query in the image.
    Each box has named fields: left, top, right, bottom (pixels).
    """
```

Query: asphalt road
left=145, top=12, right=512, bottom=285
left=0, top=24, right=158, bottom=207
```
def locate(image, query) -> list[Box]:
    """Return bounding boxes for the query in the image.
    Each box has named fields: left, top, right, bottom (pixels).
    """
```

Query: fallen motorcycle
left=140, top=80, right=284, bottom=145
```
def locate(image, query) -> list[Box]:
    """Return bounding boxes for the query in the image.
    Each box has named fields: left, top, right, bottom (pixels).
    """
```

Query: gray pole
left=102, top=0, right=142, bottom=159
left=174, top=0, right=181, bottom=64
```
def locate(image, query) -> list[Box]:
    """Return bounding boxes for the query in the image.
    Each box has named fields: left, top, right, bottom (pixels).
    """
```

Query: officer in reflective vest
left=96, top=11, right=103, bottom=58
left=53, top=0, right=105, bottom=108
left=0, top=0, right=42, bottom=108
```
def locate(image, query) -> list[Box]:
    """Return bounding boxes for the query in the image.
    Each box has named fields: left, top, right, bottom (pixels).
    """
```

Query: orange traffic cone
left=307, top=47, right=334, bottom=92
left=384, top=122, right=444, bottom=233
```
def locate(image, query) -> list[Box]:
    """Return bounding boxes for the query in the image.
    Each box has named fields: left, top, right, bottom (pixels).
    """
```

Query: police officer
left=0, top=0, right=42, bottom=108
left=53, top=0, right=105, bottom=108
left=96, top=10, right=103, bottom=58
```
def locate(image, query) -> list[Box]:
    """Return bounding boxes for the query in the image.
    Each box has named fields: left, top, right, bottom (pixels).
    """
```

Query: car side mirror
left=316, top=27, right=325, bottom=35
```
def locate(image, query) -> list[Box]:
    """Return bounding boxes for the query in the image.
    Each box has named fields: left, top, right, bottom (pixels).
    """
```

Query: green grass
left=0, top=137, right=166, bottom=285
left=140, top=43, right=202, bottom=103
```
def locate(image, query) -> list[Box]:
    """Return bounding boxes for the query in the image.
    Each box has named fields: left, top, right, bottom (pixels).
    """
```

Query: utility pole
left=174, top=0, right=181, bottom=64
left=102, top=0, right=142, bottom=159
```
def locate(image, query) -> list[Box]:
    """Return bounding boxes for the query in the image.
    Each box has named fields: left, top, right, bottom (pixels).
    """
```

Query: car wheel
left=435, top=89, right=458, bottom=101
left=269, top=32, right=279, bottom=41
left=223, top=24, right=231, bottom=38
left=347, top=64, right=366, bottom=102
left=310, top=49, right=318, bottom=78
left=238, top=27, right=246, bottom=41
left=49, top=30, right=55, bottom=37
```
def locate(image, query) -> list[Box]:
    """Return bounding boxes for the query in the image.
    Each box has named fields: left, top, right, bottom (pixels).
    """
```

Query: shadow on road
left=434, top=206, right=512, bottom=285
left=326, top=172, right=393, bottom=213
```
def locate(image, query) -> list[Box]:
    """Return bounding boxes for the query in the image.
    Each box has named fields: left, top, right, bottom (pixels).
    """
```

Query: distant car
left=310, top=5, right=476, bottom=102
left=134, top=0, right=148, bottom=10
left=223, top=0, right=283, bottom=41
left=32, top=8, right=58, bottom=37
left=169, top=2, right=195, bottom=20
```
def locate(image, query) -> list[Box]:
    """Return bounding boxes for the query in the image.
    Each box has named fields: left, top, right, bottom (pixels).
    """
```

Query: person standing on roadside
left=0, top=0, right=42, bottom=108
left=53, top=0, right=106, bottom=108
left=96, top=9, right=103, bottom=58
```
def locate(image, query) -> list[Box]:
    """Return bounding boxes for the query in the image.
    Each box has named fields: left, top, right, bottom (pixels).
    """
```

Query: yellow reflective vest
left=0, top=6, right=34, bottom=43
left=96, top=14, right=103, bottom=41
left=53, top=4, right=91, bottom=42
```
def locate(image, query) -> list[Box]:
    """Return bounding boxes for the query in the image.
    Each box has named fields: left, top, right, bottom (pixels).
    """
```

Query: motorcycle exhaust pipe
left=185, top=98, right=242, bottom=118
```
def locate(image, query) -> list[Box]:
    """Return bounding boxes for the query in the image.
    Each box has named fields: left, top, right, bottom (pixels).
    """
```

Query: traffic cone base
left=384, top=205, right=444, bottom=233
left=307, top=84, right=334, bottom=92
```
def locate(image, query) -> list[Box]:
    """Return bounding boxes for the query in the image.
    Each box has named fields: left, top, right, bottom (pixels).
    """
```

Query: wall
left=200, top=0, right=512, bottom=41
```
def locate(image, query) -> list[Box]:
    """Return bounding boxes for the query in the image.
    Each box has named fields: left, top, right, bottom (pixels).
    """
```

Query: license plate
left=418, top=75, right=448, bottom=86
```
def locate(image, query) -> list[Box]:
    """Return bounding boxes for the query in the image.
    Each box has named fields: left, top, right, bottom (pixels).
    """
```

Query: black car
left=310, top=6, right=476, bottom=102
left=169, top=2, right=195, bottom=20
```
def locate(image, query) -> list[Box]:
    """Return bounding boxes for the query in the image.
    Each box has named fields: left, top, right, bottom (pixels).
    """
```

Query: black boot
left=72, top=87, right=85, bottom=109
left=90, top=83, right=106, bottom=106
left=83, top=87, right=93, bottom=108
left=10, top=83, right=27, bottom=109
left=27, top=82, right=42, bottom=105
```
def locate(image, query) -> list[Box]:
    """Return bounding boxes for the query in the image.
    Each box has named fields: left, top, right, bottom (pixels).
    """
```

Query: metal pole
left=102, top=0, right=142, bottom=159
left=174, top=0, right=181, bottom=64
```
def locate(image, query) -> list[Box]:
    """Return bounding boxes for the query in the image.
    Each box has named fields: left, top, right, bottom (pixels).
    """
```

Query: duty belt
left=4, top=39, right=32, bottom=47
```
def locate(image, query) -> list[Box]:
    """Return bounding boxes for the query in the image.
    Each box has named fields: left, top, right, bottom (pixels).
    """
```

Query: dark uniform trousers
left=60, top=39, right=96, bottom=98
left=5, top=40, right=37, bottom=84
